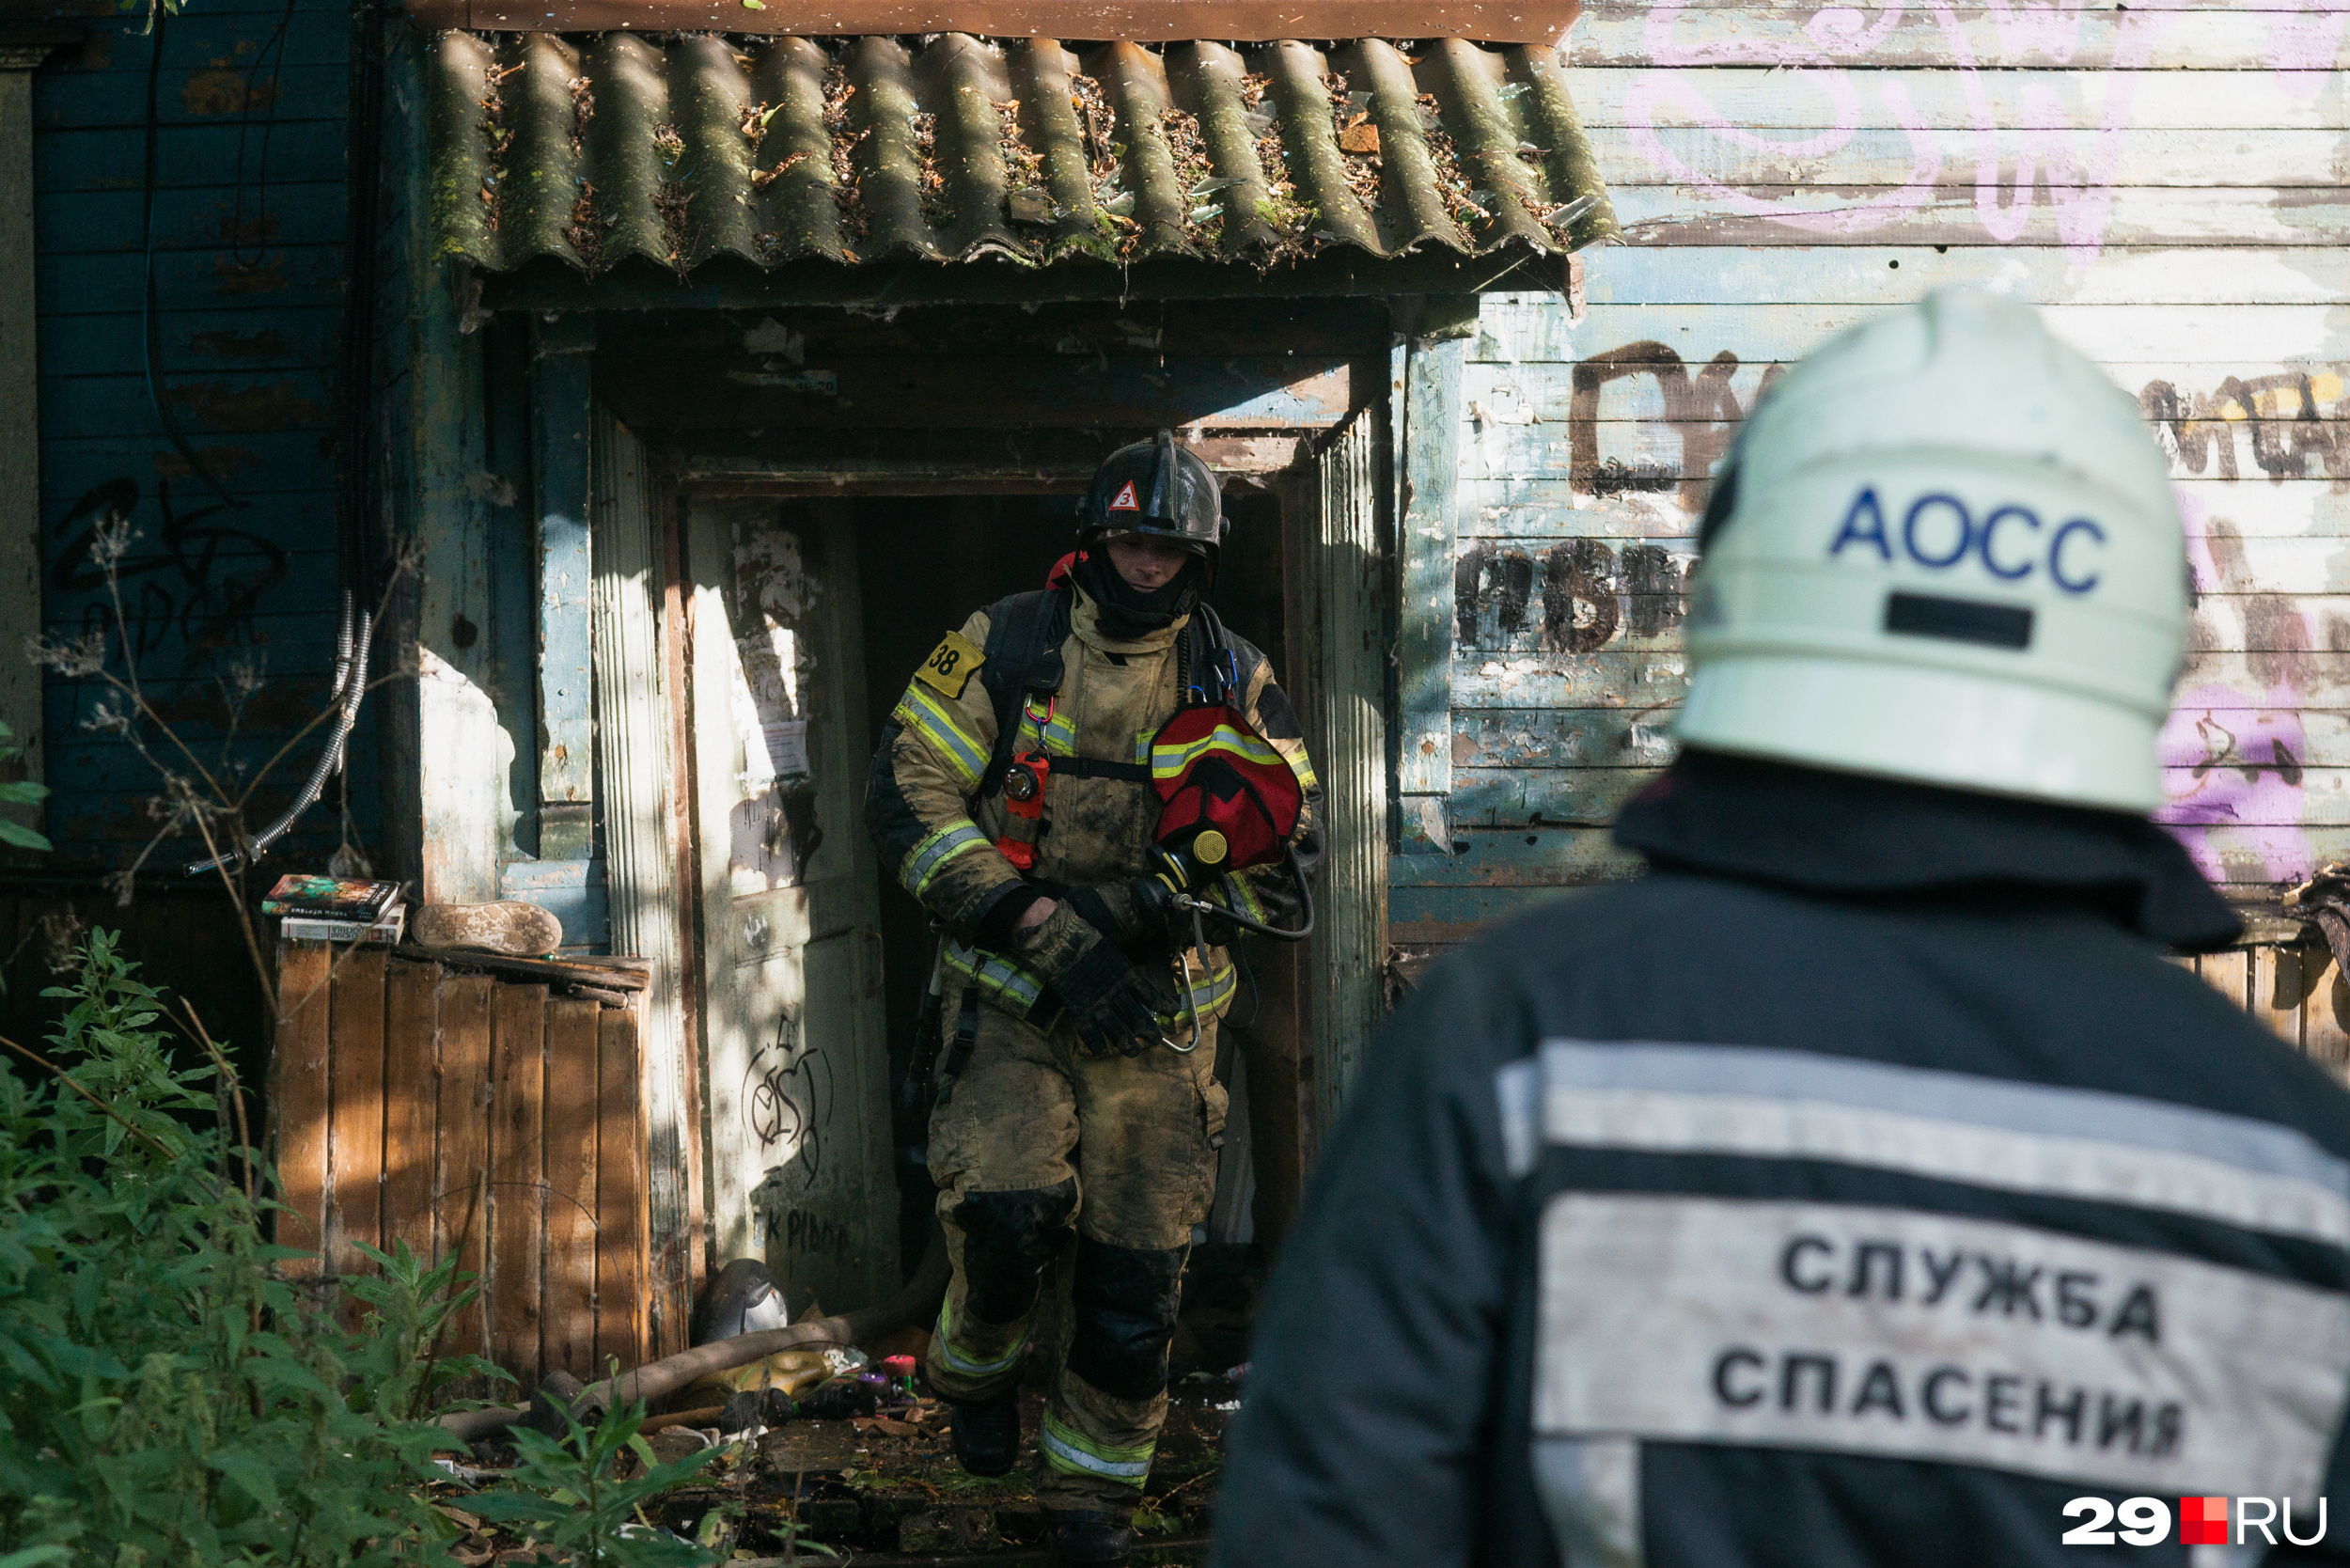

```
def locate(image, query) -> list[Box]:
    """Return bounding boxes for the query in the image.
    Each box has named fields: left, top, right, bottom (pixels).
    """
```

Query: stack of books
left=262, top=874, right=407, bottom=946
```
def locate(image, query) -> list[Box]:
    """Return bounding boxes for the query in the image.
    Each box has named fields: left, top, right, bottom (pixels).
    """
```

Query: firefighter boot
left=1044, top=1509, right=1133, bottom=1566
left=947, top=1392, right=1022, bottom=1478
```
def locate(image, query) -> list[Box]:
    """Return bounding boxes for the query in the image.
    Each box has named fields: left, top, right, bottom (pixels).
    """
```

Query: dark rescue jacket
left=1216, top=750, right=2350, bottom=1568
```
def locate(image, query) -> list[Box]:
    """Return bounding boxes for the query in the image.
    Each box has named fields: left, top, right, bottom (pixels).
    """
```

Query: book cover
left=260, top=874, right=400, bottom=919
left=279, top=906, right=407, bottom=946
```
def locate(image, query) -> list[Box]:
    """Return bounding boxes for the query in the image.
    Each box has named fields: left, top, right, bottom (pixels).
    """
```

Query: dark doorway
left=853, top=487, right=1288, bottom=1272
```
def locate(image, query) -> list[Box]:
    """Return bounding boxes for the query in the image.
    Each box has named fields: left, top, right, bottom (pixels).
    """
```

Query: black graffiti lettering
left=782, top=1207, right=854, bottom=1262
left=1922, top=1366, right=1973, bottom=1425
left=744, top=1015, right=832, bottom=1196
left=2096, top=1395, right=2147, bottom=1453
left=2141, top=372, right=2348, bottom=489
left=1919, top=1247, right=1966, bottom=1305
left=2107, top=1284, right=2160, bottom=1344
left=1713, top=1346, right=1765, bottom=1408
left=1568, top=342, right=1751, bottom=514
left=2055, top=1270, right=2099, bottom=1328
left=1849, top=1359, right=1905, bottom=1419
left=1619, top=543, right=1686, bottom=640
left=2034, top=1381, right=2087, bottom=1444
left=1972, top=1256, right=2044, bottom=1320
left=1780, top=1353, right=1838, bottom=1414
left=1847, top=1241, right=1904, bottom=1300
left=1780, top=1234, right=1834, bottom=1294
left=2146, top=1403, right=2182, bottom=1459
left=1454, top=542, right=1539, bottom=647
left=1453, top=537, right=1688, bottom=654
left=1983, top=1373, right=2023, bottom=1434
left=1542, top=539, right=1621, bottom=654
left=52, top=478, right=291, bottom=672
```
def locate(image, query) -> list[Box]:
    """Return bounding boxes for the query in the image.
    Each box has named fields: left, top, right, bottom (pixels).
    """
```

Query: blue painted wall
left=32, top=0, right=373, bottom=876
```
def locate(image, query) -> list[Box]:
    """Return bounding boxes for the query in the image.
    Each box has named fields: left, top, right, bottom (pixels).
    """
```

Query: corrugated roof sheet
left=430, top=31, right=1616, bottom=280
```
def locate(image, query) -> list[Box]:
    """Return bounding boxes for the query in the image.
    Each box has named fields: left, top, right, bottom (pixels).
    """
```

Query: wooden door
left=684, top=497, right=895, bottom=1311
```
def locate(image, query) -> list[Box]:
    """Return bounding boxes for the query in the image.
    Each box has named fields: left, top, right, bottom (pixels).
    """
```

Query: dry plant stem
left=0, top=1029, right=179, bottom=1158
left=409, top=1166, right=489, bottom=1422
left=189, top=808, right=280, bottom=1016
left=179, top=997, right=254, bottom=1204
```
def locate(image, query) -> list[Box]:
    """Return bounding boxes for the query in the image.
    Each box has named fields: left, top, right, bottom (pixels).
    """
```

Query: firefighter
left=1215, top=291, right=2350, bottom=1567
left=868, top=431, right=1320, bottom=1566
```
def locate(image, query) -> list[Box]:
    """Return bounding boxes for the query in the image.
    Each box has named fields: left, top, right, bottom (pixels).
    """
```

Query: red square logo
left=2181, top=1496, right=2230, bottom=1545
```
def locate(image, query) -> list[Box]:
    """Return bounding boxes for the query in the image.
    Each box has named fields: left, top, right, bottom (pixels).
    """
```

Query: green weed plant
left=0, top=933, right=720, bottom=1566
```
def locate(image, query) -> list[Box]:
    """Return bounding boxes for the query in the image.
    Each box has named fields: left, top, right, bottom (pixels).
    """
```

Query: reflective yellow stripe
left=904, top=820, right=991, bottom=897
left=1151, top=721, right=1286, bottom=779
left=1038, top=1412, right=1152, bottom=1482
left=1218, top=873, right=1268, bottom=924
left=1017, top=698, right=1077, bottom=759
left=941, top=937, right=1046, bottom=1014
left=935, top=1298, right=1029, bottom=1379
left=894, top=684, right=989, bottom=791
left=1155, top=961, right=1235, bottom=1027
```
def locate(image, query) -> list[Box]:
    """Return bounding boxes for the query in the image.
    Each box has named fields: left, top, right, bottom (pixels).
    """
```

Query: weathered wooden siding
left=271, top=943, right=675, bottom=1390
left=32, top=0, right=373, bottom=873
left=1400, top=4, right=2349, bottom=940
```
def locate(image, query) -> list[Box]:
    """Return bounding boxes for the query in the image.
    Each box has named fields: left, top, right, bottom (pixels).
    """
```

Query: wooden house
left=4, top=0, right=2343, bottom=1383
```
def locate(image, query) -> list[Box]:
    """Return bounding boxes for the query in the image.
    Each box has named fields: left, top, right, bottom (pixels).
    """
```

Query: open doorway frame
left=651, top=428, right=1391, bottom=1303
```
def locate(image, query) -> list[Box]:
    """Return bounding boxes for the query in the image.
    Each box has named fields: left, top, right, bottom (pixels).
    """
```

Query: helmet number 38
left=1827, top=487, right=2107, bottom=597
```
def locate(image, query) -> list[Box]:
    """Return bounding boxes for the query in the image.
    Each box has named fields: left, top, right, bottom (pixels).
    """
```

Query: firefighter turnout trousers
left=924, top=1001, right=1227, bottom=1510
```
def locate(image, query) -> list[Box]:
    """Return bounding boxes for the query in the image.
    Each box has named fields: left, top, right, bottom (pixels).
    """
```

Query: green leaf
left=0, top=1547, right=72, bottom=1568
left=208, top=1448, right=284, bottom=1513
left=0, top=820, right=54, bottom=851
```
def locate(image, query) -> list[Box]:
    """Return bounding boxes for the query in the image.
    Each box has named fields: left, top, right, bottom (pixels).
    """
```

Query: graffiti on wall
left=51, top=478, right=290, bottom=669
left=1622, top=0, right=2339, bottom=261
left=1473, top=335, right=2347, bottom=886
left=2140, top=371, right=2349, bottom=489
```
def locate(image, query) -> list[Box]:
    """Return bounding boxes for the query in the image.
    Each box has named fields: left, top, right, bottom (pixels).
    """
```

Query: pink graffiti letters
left=1625, top=0, right=2183, bottom=260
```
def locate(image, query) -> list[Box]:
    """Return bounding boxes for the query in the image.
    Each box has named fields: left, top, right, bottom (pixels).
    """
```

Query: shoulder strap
left=976, top=588, right=1071, bottom=802
left=1178, top=604, right=1233, bottom=707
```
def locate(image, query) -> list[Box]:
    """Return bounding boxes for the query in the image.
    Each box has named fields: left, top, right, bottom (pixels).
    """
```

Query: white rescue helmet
left=1677, top=289, right=2186, bottom=812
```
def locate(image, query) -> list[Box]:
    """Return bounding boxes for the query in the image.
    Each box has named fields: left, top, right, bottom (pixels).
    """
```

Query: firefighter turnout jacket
left=1215, top=749, right=2350, bottom=1568
left=869, top=585, right=1321, bottom=1035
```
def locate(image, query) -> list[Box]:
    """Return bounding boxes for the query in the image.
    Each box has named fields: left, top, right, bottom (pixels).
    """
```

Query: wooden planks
left=1574, top=6, right=2350, bottom=71
left=595, top=1003, right=649, bottom=1374
left=383, top=962, right=442, bottom=1263
left=540, top=997, right=602, bottom=1381
left=435, top=975, right=496, bottom=1380
left=271, top=942, right=334, bottom=1277
left=274, top=948, right=659, bottom=1392
left=489, top=982, right=547, bottom=1388
left=324, top=951, right=389, bottom=1292
left=1473, top=302, right=2350, bottom=369
left=1559, top=68, right=2343, bottom=132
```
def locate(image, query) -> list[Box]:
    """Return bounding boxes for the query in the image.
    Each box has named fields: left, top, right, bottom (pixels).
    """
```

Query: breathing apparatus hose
left=1169, top=845, right=1315, bottom=944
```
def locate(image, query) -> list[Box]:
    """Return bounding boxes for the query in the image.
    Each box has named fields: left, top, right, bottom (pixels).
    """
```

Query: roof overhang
left=430, top=28, right=1616, bottom=306
left=403, top=2, right=1581, bottom=45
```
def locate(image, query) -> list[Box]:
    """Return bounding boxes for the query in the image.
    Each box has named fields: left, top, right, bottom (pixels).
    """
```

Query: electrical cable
left=225, top=0, right=298, bottom=274
left=140, top=11, right=242, bottom=510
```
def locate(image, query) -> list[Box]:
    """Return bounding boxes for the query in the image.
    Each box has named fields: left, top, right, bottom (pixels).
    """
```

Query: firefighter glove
left=1066, top=879, right=1236, bottom=959
left=1128, top=872, right=1242, bottom=953
left=1016, top=902, right=1162, bottom=1057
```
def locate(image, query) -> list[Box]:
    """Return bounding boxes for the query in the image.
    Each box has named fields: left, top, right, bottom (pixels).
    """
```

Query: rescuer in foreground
left=868, top=432, right=1320, bottom=1567
left=1214, top=291, right=2350, bottom=1567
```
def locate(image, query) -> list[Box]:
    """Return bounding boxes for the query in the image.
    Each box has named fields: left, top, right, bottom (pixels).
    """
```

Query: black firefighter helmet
left=1076, top=431, right=1227, bottom=585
